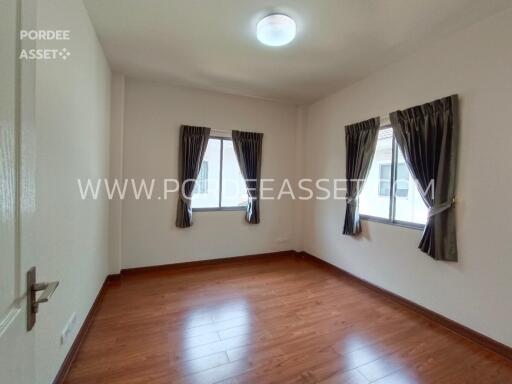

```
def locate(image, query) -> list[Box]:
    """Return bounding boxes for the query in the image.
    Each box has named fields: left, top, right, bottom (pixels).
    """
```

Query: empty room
left=2, top=0, right=512, bottom=383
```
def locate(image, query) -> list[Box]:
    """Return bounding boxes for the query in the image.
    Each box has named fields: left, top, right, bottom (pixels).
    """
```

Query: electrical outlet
left=61, top=312, right=77, bottom=345
left=275, top=236, right=289, bottom=244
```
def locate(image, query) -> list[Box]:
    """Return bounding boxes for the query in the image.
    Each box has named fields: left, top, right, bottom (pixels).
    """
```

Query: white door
left=0, top=0, right=38, bottom=382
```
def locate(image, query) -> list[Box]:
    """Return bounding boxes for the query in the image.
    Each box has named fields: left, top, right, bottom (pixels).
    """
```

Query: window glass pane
left=395, top=163, right=409, bottom=197
left=221, top=140, right=248, bottom=207
left=196, top=161, right=208, bottom=193
left=378, top=164, right=391, bottom=196
left=393, top=147, right=428, bottom=225
left=359, top=128, right=393, bottom=219
left=191, top=139, right=221, bottom=208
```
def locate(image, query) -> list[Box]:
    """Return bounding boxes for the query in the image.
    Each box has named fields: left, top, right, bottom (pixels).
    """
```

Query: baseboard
left=107, top=273, right=122, bottom=281
left=52, top=274, right=117, bottom=384
left=300, top=251, right=512, bottom=361
left=120, top=250, right=296, bottom=275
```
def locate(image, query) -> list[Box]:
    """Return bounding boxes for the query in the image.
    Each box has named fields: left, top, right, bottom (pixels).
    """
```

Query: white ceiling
left=84, top=0, right=512, bottom=104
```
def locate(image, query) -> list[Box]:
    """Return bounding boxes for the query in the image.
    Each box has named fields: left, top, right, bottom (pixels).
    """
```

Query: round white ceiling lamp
left=257, top=13, right=296, bottom=47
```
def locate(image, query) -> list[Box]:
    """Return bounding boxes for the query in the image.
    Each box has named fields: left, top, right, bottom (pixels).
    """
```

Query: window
left=359, top=127, right=428, bottom=227
left=379, top=163, right=409, bottom=197
left=191, top=137, right=248, bottom=210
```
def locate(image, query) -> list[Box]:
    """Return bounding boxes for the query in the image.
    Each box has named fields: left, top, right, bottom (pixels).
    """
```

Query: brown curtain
left=232, top=130, right=263, bottom=224
left=343, top=117, right=380, bottom=235
left=390, top=95, right=459, bottom=261
left=175, top=125, right=211, bottom=228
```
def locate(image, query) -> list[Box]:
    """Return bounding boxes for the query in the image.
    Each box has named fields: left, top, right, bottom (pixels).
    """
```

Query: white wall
left=303, top=8, right=512, bottom=346
left=34, top=1, right=111, bottom=382
left=120, top=79, right=298, bottom=269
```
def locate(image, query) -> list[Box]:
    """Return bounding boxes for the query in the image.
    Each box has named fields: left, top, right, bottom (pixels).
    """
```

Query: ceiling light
left=257, top=14, right=296, bottom=47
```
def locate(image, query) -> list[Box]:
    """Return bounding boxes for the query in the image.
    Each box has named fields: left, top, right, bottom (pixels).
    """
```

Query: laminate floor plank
left=64, top=253, right=512, bottom=384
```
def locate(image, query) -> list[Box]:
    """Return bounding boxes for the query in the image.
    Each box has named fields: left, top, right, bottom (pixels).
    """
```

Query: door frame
left=0, top=0, right=37, bottom=382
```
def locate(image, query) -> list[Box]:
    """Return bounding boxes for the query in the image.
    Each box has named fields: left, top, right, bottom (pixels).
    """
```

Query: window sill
left=192, top=206, right=247, bottom=212
left=360, top=215, right=425, bottom=231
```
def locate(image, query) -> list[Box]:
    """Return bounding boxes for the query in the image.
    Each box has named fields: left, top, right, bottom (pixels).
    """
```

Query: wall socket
left=61, top=312, right=77, bottom=345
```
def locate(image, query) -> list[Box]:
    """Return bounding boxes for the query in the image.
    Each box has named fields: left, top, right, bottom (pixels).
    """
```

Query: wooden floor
left=65, top=254, right=512, bottom=384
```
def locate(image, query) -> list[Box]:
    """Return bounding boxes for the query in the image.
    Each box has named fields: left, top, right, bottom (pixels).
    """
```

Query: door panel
left=0, top=0, right=37, bottom=383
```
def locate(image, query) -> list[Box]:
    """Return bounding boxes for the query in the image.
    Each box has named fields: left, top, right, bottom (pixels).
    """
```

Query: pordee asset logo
left=19, top=47, right=71, bottom=60
left=19, top=30, right=71, bottom=60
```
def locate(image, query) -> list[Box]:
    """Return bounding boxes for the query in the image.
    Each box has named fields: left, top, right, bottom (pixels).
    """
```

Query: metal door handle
left=27, top=267, right=59, bottom=331
left=32, top=281, right=59, bottom=304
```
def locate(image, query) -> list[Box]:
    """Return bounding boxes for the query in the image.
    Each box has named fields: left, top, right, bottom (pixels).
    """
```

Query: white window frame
left=360, top=126, right=425, bottom=230
left=192, top=136, right=248, bottom=212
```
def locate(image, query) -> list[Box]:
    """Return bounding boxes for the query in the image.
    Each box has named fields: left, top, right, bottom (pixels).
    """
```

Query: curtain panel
left=390, top=95, right=459, bottom=261
left=231, top=130, right=263, bottom=224
left=175, top=125, right=211, bottom=228
left=342, top=117, right=380, bottom=235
